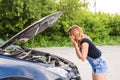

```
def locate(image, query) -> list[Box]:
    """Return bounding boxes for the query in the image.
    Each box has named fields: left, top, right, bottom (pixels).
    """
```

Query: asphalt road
left=35, top=45, right=120, bottom=80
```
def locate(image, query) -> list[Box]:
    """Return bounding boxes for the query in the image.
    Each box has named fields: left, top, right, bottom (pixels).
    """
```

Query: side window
left=0, top=77, right=33, bottom=80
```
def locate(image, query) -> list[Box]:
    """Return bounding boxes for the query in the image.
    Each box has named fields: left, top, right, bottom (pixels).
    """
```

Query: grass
left=24, top=36, right=120, bottom=48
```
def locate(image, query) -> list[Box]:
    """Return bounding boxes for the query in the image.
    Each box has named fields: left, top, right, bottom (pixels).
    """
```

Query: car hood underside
left=0, top=11, right=63, bottom=50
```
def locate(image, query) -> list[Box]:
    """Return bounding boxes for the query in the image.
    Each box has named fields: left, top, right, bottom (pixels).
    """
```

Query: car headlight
left=47, top=67, right=68, bottom=78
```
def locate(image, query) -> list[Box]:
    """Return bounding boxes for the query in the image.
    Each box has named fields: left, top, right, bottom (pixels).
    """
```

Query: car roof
left=0, top=11, right=63, bottom=50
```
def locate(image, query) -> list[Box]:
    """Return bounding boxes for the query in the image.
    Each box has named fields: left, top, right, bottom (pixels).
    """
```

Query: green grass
left=24, top=36, right=120, bottom=48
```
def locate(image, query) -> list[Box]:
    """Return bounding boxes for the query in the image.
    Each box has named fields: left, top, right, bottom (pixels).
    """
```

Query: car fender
left=0, top=56, right=49, bottom=80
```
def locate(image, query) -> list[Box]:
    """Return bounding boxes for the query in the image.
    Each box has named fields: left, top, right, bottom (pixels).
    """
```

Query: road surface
left=35, top=45, right=120, bottom=80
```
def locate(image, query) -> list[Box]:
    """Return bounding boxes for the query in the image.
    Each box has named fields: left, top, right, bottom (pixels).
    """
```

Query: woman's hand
left=69, top=35, right=78, bottom=46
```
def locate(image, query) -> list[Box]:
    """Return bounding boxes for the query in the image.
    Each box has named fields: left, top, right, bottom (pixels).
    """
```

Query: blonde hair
left=69, top=25, right=91, bottom=47
left=69, top=25, right=84, bottom=41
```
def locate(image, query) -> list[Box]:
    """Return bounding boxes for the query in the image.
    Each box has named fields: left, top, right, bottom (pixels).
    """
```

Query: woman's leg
left=92, top=73, right=106, bottom=80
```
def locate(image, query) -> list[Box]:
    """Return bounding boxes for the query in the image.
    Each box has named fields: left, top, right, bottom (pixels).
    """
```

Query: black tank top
left=80, top=38, right=101, bottom=59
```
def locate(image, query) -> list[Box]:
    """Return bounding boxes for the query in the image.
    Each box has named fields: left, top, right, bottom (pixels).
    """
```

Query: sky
left=86, top=0, right=120, bottom=14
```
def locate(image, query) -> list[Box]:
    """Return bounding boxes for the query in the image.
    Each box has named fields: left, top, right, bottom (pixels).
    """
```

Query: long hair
left=69, top=25, right=84, bottom=41
left=69, top=25, right=91, bottom=47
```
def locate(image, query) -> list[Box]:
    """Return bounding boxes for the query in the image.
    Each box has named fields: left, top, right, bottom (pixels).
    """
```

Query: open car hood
left=0, top=11, right=63, bottom=50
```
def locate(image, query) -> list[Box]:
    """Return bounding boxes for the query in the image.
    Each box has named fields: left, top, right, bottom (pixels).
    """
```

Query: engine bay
left=2, top=46, right=73, bottom=67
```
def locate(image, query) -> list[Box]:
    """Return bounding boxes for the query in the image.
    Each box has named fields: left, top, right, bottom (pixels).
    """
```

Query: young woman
left=68, top=25, right=108, bottom=80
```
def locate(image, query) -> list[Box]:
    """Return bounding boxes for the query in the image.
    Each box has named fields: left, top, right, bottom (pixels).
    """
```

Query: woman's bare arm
left=74, top=42, right=89, bottom=61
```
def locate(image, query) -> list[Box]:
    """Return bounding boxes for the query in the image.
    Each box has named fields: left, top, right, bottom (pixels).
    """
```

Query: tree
left=0, top=0, right=57, bottom=40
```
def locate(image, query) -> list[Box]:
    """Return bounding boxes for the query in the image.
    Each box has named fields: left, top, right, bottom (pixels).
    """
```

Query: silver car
left=0, top=11, right=81, bottom=80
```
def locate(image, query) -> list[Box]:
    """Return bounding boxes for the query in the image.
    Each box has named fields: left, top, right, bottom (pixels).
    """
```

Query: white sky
left=86, top=0, right=120, bottom=14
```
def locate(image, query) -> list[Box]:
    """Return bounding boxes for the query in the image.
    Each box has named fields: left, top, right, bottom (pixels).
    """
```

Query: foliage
left=0, top=0, right=120, bottom=47
left=108, top=14, right=120, bottom=36
left=0, top=0, right=57, bottom=39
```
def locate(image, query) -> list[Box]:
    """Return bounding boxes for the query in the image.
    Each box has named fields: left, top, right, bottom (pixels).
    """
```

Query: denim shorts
left=87, top=56, right=108, bottom=74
